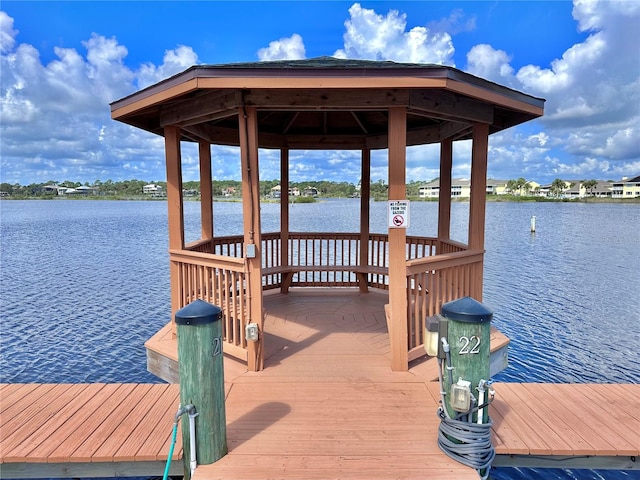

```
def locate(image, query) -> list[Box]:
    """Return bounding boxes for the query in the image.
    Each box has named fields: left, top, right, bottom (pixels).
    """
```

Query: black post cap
left=175, top=299, right=223, bottom=326
left=441, top=296, right=493, bottom=323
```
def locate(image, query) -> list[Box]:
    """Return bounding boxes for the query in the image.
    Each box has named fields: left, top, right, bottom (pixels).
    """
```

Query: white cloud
left=257, top=33, right=305, bottom=61
left=0, top=10, right=202, bottom=184
left=466, top=44, right=515, bottom=87
left=333, top=3, right=455, bottom=65
left=0, top=11, right=16, bottom=54
left=137, top=45, right=198, bottom=88
left=426, top=9, right=476, bottom=36
left=463, top=0, right=640, bottom=181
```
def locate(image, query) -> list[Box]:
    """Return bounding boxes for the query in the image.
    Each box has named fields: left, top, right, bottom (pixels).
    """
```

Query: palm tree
left=583, top=179, right=598, bottom=196
left=550, top=178, right=566, bottom=198
left=515, top=177, right=527, bottom=195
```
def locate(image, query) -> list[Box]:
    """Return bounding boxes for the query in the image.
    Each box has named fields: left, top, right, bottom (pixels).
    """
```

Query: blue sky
left=1, top=1, right=638, bottom=186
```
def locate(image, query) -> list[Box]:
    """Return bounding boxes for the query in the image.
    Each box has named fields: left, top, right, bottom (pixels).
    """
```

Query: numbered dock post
left=442, top=296, right=493, bottom=422
left=175, top=299, right=227, bottom=477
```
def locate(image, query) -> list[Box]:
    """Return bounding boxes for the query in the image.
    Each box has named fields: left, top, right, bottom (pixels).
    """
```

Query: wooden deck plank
left=488, top=399, right=531, bottom=455
left=526, top=384, right=618, bottom=455
left=45, top=383, right=139, bottom=462
left=115, top=384, right=181, bottom=461
left=516, top=383, right=596, bottom=455
left=587, top=383, right=640, bottom=422
left=195, top=455, right=478, bottom=480
left=491, top=383, right=571, bottom=455
left=556, top=384, right=639, bottom=454
left=68, top=383, right=157, bottom=462
left=0, top=384, right=86, bottom=458
left=3, top=384, right=106, bottom=462
left=11, top=384, right=125, bottom=462
left=0, top=384, right=42, bottom=414
left=537, top=383, right=635, bottom=455
left=0, top=384, right=60, bottom=430
left=91, top=383, right=168, bottom=462
left=199, top=376, right=477, bottom=480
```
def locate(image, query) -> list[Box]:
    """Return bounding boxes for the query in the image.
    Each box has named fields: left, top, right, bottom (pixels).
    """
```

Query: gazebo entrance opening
left=110, top=58, right=544, bottom=373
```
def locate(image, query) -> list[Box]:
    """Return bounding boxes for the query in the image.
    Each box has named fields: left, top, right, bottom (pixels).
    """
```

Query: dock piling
left=441, top=297, right=493, bottom=424
left=175, top=299, right=228, bottom=480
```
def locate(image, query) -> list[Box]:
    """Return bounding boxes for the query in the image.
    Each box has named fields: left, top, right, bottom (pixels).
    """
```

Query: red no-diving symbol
left=393, top=215, right=404, bottom=226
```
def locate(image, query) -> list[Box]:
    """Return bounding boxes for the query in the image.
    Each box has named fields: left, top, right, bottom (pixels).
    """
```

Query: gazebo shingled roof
left=111, top=56, right=544, bottom=150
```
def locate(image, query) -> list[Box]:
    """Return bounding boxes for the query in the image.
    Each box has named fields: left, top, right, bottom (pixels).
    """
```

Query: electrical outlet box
left=245, top=243, right=256, bottom=258
left=451, top=378, right=472, bottom=412
left=245, top=323, right=259, bottom=341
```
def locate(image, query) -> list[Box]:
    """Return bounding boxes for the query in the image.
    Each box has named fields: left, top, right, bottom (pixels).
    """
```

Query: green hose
left=162, top=422, right=179, bottom=480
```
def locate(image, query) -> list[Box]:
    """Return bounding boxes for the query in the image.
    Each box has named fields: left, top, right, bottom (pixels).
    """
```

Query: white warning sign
left=388, top=200, right=410, bottom=228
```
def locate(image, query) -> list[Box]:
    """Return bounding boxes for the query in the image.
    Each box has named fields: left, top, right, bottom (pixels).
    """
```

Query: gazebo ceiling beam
left=366, top=125, right=447, bottom=150
left=409, top=90, right=494, bottom=124
left=182, top=124, right=240, bottom=146
left=351, top=112, right=369, bottom=134
left=177, top=109, right=238, bottom=128
left=181, top=122, right=465, bottom=150
left=282, top=112, right=300, bottom=134
left=242, top=88, right=411, bottom=109
left=159, top=90, right=239, bottom=127
left=439, top=120, right=472, bottom=142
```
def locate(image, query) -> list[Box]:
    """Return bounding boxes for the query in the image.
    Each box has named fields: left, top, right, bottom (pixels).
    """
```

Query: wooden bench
left=262, top=264, right=388, bottom=293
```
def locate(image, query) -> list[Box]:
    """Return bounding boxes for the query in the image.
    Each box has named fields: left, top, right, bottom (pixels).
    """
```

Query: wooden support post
left=359, top=148, right=371, bottom=293
left=280, top=148, right=290, bottom=293
left=198, top=141, right=213, bottom=241
left=175, top=300, right=227, bottom=478
left=165, top=126, right=184, bottom=337
left=387, top=107, right=408, bottom=372
left=239, top=106, right=264, bottom=371
left=438, top=137, right=453, bottom=248
left=468, top=123, right=489, bottom=301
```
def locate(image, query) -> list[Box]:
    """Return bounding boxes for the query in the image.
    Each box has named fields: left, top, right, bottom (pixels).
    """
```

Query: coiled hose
left=437, top=413, right=495, bottom=480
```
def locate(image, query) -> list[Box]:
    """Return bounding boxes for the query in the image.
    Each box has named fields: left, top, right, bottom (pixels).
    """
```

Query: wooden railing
left=182, top=233, right=482, bottom=360
left=405, top=249, right=484, bottom=358
left=170, top=248, right=249, bottom=360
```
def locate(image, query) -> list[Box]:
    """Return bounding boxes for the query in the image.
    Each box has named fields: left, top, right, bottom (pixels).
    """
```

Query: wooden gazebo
left=111, top=57, right=544, bottom=373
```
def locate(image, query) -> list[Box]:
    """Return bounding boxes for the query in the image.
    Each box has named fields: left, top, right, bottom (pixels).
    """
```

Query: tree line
left=0, top=177, right=606, bottom=199
left=0, top=178, right=431, bottom=199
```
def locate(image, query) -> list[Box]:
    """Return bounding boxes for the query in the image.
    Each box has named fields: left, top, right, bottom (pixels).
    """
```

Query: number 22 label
left=458, top=335, right=480, bottom=354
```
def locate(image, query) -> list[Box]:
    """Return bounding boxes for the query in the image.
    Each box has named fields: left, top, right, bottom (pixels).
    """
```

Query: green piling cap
left=441, top=296, right=493, bottom=323
left=175, top=299, right=223, bottom=326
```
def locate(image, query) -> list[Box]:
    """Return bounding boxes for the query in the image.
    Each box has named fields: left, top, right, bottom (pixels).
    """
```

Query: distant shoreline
left=1, top=195, right=638, bottom=204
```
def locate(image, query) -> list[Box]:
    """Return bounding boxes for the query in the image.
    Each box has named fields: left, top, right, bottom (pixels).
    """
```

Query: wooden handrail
left=169, top=249, right=245, bottom=271
left=405, top=249, right=483, bottom=275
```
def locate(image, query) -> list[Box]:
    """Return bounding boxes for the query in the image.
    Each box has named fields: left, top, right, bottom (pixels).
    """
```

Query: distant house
left=303, top=186, right=319, bottom=197
left=270, top=185, right=282, bottom=198
left=65, top=185, right=96, bottom=195
left=612, top=176, right=640, bottom=198
left=564, top=181, right=586, bottom=199
left=419, top=178, right=470, bottom=198
left=222, top=187, right=236, bottom=197
left=143, top=184, right=163, bottom=194
left=589, top=181, right=613, bottom=197
left=486, top=180, right=509, bottom=195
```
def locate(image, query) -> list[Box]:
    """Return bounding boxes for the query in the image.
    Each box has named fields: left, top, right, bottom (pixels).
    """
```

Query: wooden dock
left=0, top=383, right=183, bottom=479
left=2, top=289, right=638, bottom=478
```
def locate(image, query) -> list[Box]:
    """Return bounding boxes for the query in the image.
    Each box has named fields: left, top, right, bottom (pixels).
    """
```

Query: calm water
left=1, top=199, right=639, bottom=480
